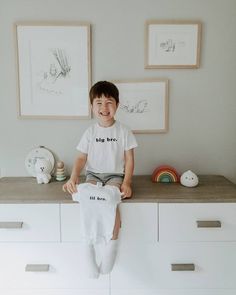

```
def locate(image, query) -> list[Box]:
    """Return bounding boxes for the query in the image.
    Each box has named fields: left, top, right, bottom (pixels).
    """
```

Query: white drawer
left=119, top=203, right=158, bottom=243
left=112, top=290, right=236, bottom=295
left=111, top=243, right=236, bottom=289
left=0, top=243, right=109, bottom=289
left=60, top=204, right=82, bottom=242
left=159, top=203, right=236, bottom=241
left=0, top=204, right=60, bottom=242
left=60, top=203, right=158, bottom=243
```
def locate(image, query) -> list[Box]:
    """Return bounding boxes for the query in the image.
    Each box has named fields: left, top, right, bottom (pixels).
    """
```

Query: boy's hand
left=62, top=178, right=79, bottom=195
left=121, top=182, right=132, bottom=199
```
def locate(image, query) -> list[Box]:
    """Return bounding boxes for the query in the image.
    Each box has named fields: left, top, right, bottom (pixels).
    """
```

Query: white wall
left=0, top=0, right=236, bottom=183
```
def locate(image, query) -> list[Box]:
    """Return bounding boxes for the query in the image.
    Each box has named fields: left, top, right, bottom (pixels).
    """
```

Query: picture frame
left=14, top=22, right=91, bottom=119
left=113, top=79, right=169, bottom=134
left=145, top=20, right=201, bottom=69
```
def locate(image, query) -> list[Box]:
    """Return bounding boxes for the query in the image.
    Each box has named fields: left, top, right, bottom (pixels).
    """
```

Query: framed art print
left=15, top=22, right=91, bottom=119
left=145, top=20, right=201, bottom=69
left=113, top=79, right=169, bottom=134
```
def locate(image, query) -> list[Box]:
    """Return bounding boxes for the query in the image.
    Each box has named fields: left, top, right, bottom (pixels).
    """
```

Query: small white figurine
left=35, top=158, right=52, bottom=184
left=180, top=170, right=199, bottom=187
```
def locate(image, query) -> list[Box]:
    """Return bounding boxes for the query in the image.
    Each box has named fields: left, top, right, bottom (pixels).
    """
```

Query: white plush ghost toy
left=180, top=170, right=199, bottom=187
left=35, top=158, right=52, bottom=184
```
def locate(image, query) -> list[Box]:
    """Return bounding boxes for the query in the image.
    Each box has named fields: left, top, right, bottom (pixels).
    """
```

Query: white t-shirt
left=72, top=183, right=121, bottom=244
left=77, top=121, right=138, bottom=174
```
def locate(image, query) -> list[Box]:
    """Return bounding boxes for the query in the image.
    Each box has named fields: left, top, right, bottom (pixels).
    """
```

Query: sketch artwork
left=160, top=39, right=176, bottom=52
left=16, top=23, right=91, bottom=118
left=159, top=39, right=187, bottom=53
left=146, top=22, right=201, bottom=68
left=114, top=80, right=168, bottom=133
left=35, top=47, right=71, bottom=96
left=119, top=99, right=148, bottom=113
left=25, top=33, right=90, bottom=117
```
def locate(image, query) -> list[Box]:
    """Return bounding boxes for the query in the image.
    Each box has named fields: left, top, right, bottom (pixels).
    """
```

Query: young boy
left=63, top=80, right=137, bottom=277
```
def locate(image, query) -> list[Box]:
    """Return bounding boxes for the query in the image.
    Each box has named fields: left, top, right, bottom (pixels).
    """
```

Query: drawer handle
left=0, top=222, right=23, bottom=229
left=25, top=264, right=50, bottom=272
left=171, top=263, right=195, bottom=271
left=196, top=220, right=221, bottom=228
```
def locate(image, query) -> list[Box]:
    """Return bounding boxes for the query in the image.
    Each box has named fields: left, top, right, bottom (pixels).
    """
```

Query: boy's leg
left=82, top=174, right=101, bottom=278
left=112, top=206, right=121, bottom=240
left=104, top=180, right=122, bottom=239
left=100, top=183, right=121, bottom=274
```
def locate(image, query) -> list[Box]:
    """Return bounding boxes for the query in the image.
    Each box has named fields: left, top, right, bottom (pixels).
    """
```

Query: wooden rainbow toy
left=152, top=165, right=180, bottom=183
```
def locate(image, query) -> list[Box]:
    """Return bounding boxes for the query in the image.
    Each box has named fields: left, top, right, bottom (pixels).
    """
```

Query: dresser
left=0, top=175, right=236, bottom=295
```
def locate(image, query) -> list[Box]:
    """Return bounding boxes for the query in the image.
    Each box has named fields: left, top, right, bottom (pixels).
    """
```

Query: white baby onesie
left=72, top=183, right=121, bottom=245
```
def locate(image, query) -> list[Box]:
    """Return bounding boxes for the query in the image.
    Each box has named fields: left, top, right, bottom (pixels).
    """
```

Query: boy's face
left=92, top=95, right=119, bottom=127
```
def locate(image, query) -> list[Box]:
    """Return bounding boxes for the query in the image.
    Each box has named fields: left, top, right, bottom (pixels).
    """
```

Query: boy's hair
left=89, top=81, right=119, bottom=104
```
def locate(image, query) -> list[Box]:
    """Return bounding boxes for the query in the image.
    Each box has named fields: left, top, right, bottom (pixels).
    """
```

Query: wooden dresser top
left=0, top=175, right=236, bottom=203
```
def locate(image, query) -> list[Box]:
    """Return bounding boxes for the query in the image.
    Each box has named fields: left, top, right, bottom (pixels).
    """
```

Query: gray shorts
left=85, top=171, right=124, bottom=186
